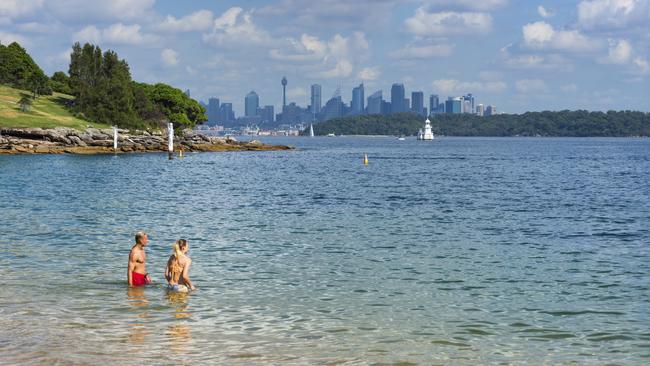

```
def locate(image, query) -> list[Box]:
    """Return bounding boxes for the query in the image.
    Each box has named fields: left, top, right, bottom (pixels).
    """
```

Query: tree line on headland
left=310, top=110, right=650, bottom=137
left=0, top=41, right=205, bottom=131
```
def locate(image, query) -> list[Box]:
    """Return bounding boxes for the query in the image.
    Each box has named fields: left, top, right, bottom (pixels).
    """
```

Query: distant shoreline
left=0, top=127, right=293, bottom=155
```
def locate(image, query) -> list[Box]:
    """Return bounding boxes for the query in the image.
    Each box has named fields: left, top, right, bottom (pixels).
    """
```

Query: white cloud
left=72, top=23, right=156, bottom=45
left=319, top=60, right=353, bottom=78
left=602, top=39, right=633, bottom=64
left=203, top=7, right=271, bottom=46
left=73, top=25, right=102, bottom=44
left=0, top=31, right=29, bottom=45
left=48, top=0, right=155, bottom=22
left=270, top=32, right=367, bottom=79
left=157, top=10, right=214, bottom=32
left=515, top=79, right=548, bottom=93
left=0, top=0, right=44, bottom=19
left=287, top=87, right=307, bottom=99
left=161, top=48, right=179, bottom=67
left=578, top=0, right=650, bottom=30
left=16, top=21, right=59, bottom=33
left=537, top=5, right=554, bottom=18
left=406, top=8, right=492, bottom=36
left=432, top=79, right=507, bottom=94
left=522, top=21, right=601, bottom=52
left=103, top=23, right=148, bottom=44
left=633, top=57, right=649, bottom=74
left=501, top=46, right=574, bottom=71
left=269, top=34, right=327, bottom=61
left=422, top=0, right=507, bottom=11
left=479, top=71, right=504, bottom=81
left=561, top=83, right=579, bottom=92
left=358, top=66, right=380, bottom=81
left=390, top=44, right=454, bottom=59
left=258, top=0, right=401, bottom=30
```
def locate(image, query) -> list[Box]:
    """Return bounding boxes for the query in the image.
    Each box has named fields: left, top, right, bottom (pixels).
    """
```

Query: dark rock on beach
left=0, top=127, right=293, bottom=155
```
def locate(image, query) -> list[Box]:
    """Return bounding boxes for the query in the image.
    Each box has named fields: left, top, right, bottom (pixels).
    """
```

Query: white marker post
left=113, top=126, right=118, bottom=153
left=168, top=122, right=174, bottom=160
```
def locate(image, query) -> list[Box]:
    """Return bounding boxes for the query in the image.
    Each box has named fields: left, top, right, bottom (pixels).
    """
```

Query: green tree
left=50, top=71, right=72, bottom=94
left=0, top=41, right=52, bottom=95
left=18, top=94, right=33, bottom=112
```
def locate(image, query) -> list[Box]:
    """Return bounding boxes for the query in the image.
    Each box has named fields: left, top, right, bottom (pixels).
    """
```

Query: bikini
left=167, top=257, right=188, bottom=292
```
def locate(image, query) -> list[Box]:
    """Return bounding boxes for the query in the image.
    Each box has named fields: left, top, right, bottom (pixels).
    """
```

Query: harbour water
left=1, top=136, right=649, bottom=365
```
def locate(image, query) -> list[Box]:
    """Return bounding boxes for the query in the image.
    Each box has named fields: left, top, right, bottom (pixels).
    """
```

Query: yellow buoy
left=179, top=148, right=184, bottom=158
left=363, top=153, right=368, bottom=165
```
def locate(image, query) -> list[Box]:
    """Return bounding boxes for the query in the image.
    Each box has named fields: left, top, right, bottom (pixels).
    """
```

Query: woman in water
left=165, top=239, right=196, bottom=292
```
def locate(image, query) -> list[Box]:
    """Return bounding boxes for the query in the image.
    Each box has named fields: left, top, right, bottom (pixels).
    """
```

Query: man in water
left=128, top=231, right=152, bottom=286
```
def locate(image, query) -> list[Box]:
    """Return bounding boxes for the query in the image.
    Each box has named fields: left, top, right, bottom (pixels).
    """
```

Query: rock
left=88, top=140, right=114, bottom=147
left=68, top=135, right=87, bottom=146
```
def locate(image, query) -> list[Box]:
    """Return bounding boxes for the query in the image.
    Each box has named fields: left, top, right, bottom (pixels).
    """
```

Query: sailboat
left=309, top=124, right=314, bottom=137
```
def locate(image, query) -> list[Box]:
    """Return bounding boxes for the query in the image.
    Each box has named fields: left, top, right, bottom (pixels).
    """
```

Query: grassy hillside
left=0, top=84, right=110, bottom=129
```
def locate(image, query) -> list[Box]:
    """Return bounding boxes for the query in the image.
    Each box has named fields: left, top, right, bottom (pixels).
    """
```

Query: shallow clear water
left=1, top=136, right=649, bottom=365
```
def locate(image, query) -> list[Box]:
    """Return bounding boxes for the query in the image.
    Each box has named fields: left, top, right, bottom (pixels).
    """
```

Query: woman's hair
left=172, top=239, right=188, bottom=258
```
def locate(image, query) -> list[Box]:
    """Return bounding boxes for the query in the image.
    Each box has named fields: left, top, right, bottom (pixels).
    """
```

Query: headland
left=0, top=127, right=292, bottom=154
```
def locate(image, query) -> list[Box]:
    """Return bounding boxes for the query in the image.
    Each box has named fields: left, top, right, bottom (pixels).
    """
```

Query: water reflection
left=127, top=286, right=150, bottom=344
left=165, top=290, right=192, bottom=353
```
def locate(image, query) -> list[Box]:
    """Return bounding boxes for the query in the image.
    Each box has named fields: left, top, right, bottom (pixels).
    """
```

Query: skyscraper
left=260, top=105, right=274, bottom=123
left=462, top=93, right=475, bottom=114
left=445, top=97, right=461, bottom=114
left=476, top=104, right=485, bottom=116
left=311, top=84, right=321, bottom=114
left=429, top=94, right=439, bottom=115
left=411, top=91, right=424, bottom=116
left=391, top=83, right=405, bottom=113
left=352, top=83, right=365, bottom=114
left=245, top=91, right=259, bottom=117
left=208, top=97, right=220, bottom=123
left=367, top=90, right=382, bottom=115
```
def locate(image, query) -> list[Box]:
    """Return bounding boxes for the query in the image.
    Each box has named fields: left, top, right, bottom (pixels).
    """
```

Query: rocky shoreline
left=0, top=127, right=292, bottom=154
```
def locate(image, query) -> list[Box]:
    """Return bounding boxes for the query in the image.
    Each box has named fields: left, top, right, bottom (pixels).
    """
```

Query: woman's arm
left=181, top=258, right=195, bottom=290
left=164, top=257, right=171, bottom=283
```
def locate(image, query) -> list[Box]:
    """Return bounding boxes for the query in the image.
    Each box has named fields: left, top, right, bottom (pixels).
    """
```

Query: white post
left=113, top=126, right=118, bottom=151
left=168, top=122, right=174, bottom=159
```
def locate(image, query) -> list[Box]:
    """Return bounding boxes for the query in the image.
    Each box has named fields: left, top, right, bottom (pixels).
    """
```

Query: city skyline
left=1, top=1, right=648, bottom=115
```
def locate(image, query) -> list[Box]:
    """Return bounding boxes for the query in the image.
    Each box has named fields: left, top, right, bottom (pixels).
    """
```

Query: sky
left=1, top=0, right=649, bottom=115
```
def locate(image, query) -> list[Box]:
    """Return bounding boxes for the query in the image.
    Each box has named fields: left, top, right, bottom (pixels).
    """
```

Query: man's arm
left=127, top=250, right=136, bottom=286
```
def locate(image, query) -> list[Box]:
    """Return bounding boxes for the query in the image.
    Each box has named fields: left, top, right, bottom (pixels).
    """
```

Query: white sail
left=309, top=124, right=314, bottom=137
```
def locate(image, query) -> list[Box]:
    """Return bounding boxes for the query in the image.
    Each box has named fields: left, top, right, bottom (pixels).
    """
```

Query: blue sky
left=1, top=0, right=648, bottom=115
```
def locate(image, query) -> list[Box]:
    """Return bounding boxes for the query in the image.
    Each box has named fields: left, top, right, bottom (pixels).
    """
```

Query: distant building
left=445, top=97, right=461, bottom=114
left=461, top=93, right=475, bottom=114
left=184, top=89, right=191, bottom=97
left=411, top=91, right=424, bottom=116
left=351, top=83, right=365, bottom=115
left=429, top=94, right=439, bottom=114
left=381, top=100, right=392, bottom=115
left=218, top=103, right=235, bottom=125
left=311, top=84, right=322, bottom=114
left=278, top=102, right=311, bottom=124
left=485, top=105, right=497, bottom=116
left=391, top=83, right=405, bottom=113
left=245, top=91, right=259, bottom=117
left=259, top=105, right=274, bottom=124
left=208, top=97, right=220, bottom=125
left=367, top=90, right=382, bottom=114
left=476, top=104, right=485, bottom=117
left=321, top=96, right=344, bottom=121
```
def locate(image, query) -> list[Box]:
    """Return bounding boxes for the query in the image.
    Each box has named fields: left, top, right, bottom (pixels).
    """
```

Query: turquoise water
left=1, top=136, right=649, bottom=365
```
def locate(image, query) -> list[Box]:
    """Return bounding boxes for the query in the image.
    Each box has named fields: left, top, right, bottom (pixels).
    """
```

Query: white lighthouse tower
left=417, top=118, right=434, bottom=140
